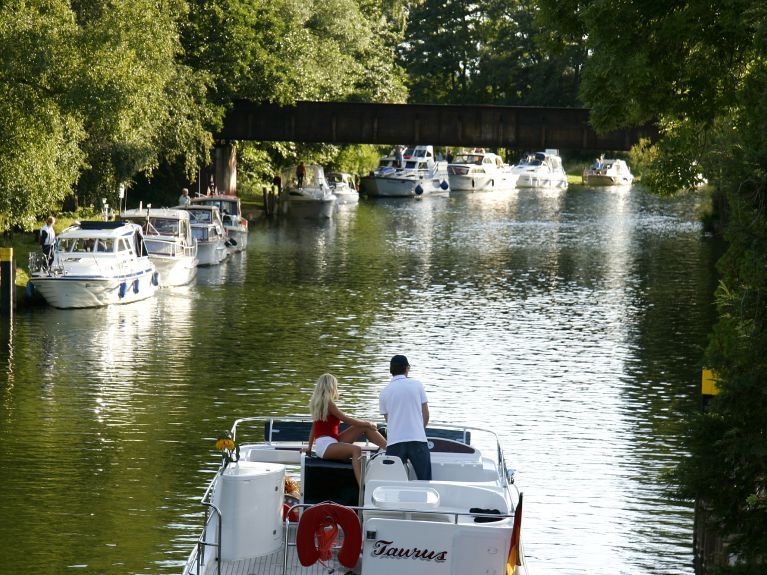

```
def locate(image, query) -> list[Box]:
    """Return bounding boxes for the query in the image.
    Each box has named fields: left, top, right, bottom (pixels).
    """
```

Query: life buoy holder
left=296, top=502, right=361, bottom=568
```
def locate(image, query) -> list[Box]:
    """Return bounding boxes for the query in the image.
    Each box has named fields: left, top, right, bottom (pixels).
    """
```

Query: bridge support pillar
left=214, top=143, right=237, bottom=195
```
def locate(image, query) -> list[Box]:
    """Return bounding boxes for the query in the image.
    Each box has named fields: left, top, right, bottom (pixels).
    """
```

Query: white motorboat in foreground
left=179, top=205, right=229, bottom=266
left=280, top=164, right=336, bottom=218
left=374, top=145, right=450, bottom=197
left=121, top=208, right=198, bottom=286
left=189, top=194, right=249, bottom=252
left=447, top=150, right=519, bottom=192
left=28, top=221, right=159, bottom=308
left=511, top=150, right=569, bottom=190
left=327, top=172, right=359, bottom=205
left=582, top=159, right=634, bottom=186
left=181, top=416, right=527, bottom=575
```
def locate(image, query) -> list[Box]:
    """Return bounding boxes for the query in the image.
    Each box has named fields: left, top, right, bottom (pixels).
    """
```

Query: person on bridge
left=296, top=161, right=306, bottom=188
left=306, top=373, right=387, bottom=484
left=379, top=355, right=432, bottom=480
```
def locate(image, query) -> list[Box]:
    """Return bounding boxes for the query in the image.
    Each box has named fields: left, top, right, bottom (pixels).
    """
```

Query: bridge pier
left=214, top=143, right=237, bottom=194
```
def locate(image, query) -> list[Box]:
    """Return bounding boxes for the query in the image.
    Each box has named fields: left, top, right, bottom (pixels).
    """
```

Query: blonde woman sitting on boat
left=307, top=373, right=387, bottom=484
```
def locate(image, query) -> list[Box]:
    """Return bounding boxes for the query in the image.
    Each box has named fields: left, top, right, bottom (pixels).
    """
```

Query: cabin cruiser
left=181, top=416, right=527, bottom=575
left=189, top=194, right=249, bottom=251
left=120, top=208, right=198, bottom=286
left=179, top=205, right=229, bottom=266
left=374, top=145, right=450, bottom=197
left=327, top=172, right=359, bottom=205
left=27, top=221, right=158, bottom=308
left=582, top=158, right=634, bottom=186
left=447, top=150, right=519, bottom=192
left=279, top=164, right=336, bottom=218
left=511, top=150, right=569, bottom=190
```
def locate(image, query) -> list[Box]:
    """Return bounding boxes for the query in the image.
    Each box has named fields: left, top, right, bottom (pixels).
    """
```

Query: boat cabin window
left=147, top=218, right=180, bottom=236
left=191, top=227, right=209, bottom=241
left=117, top=238, right=133, bottom=253
left=188, top=210, right=212, bottom=224
left=94, top=238, right=114, bottom=252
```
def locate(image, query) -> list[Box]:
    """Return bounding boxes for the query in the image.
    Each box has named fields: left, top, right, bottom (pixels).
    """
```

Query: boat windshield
left=146, top=218, right=180, bottom=236
left=196, top=199, right=239, bottom=217
left=58, top=237, right=114, bottom=253
left=453, top=154, right=483, bottom=165
left=187, top=210, right=212, bottom=224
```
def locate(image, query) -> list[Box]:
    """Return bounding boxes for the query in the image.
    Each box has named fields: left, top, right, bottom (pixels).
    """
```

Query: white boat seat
left=365, top=455, right=409, bottom=483
left=371, top=485, right=440, bottom=510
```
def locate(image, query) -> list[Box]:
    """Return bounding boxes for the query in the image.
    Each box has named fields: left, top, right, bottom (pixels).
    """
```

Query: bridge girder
left=217, top=100, right=658, bottom=151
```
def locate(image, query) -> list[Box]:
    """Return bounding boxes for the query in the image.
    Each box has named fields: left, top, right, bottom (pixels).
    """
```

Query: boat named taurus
left=181, top=416, right=527, bottom=575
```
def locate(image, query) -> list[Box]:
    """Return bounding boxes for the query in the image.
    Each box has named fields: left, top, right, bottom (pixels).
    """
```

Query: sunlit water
left=0, top=185, right=716, bottom=575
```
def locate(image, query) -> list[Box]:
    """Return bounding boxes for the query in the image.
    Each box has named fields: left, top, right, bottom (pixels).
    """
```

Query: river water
left=0, top=185, right=716, bottom=575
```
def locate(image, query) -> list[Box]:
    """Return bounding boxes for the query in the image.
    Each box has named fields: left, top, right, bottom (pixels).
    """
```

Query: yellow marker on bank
left=0, top=247, right=12, bottom=261
left=702, top=368, right=720, bottom=396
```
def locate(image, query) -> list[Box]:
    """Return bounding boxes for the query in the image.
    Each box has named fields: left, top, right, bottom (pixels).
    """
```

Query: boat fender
left=119, top=282, right=127, bottom=299
left=152, top=272, right=159, bottom=286
left=25, top=282, right=34, bottom=298
left=296, top=503, right=361, bottom=568
left=440, top=180, right=449, bottom=190
left=133, top=279, right=140, bottom=294
left=414, top=184, right=424, bottom=196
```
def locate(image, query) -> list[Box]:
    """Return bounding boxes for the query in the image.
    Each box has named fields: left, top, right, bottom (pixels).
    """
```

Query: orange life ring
left=296, top=502, right=362, bottom=568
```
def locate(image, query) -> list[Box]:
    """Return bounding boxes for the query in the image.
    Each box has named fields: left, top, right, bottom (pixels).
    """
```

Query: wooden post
left=0, top=247, right=15, bottom=318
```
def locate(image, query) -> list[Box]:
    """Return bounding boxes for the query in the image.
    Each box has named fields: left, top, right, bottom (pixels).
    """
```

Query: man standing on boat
left=178, top=188, right=191, bottom=206
left=39, top=216, right=56, bottom=269
left=379, top=355, right=432, bottom=480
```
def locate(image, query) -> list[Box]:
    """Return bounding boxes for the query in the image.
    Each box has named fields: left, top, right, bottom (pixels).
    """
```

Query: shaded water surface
left=0, top=185, right=715, bottom=574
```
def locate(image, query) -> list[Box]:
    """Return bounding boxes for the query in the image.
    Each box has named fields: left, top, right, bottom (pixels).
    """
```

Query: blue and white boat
left=28, top=221, right=159, bottom=308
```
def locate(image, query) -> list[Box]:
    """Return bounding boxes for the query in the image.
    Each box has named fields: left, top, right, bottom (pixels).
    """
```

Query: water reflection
left=0, top=185, right=713, bottom=575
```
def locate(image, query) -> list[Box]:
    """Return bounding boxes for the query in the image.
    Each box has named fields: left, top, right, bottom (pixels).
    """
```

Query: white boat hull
left=582, top=173, right=634, bottom=186
left=31, top=268, right=158, bottom=309
left=151, top=255, right=198, bottom=287
left=282, top=198, right=336, bottom=218
left=515, top=172, right=569, bottom=189
left=375, top=177, right=448, bottom=197
left=448, top=172, right=519, bottom=192
left=197, top=241, right=228, bottom=266
left=225, top=227, right=249, bottom=252
left=333, top=191, right=359, bottom=205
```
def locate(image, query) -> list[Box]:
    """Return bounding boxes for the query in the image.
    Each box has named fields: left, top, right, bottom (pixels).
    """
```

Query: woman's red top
left=313, top=414, right=340, bottom=440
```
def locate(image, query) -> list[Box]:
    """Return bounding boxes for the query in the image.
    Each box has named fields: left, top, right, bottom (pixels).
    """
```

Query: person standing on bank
left=307, top=373, right=387, bottom=484
left=39, top=216, right=56, bottom=268
left=379, top=355, right=432, bottom=480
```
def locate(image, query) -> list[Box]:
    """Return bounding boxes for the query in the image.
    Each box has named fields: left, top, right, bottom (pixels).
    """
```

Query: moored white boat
left=279, top=164, right=336, bottom=218
left=181, top=416, right=528, bottom=575
left=121, top=208, right=198, bottom=286
left=582, top=158, right=634, bottom=186
left=189, top=194, right=249, bottom=252
left=28, top=221, right=159, bottom=309
left=511, top=149, right=569, bottom=190
left=447, top=150, right=519, bottom=192
left=179, top=205, right=229, bottom=266
left=374, top=145, right=450, bottom=197
left=327, top=172, right=360, bottom=205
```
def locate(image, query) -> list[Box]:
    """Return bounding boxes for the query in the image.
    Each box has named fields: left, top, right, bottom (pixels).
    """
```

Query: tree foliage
left=539, top=0, right=767, bottom=566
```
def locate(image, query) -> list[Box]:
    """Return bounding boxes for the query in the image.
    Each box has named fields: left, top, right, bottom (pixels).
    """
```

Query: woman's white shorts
left=314, top=435, right=338, bottom=458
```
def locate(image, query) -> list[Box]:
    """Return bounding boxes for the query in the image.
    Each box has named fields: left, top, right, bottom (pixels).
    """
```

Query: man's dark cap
left=390, top=355, right=410, bottom=369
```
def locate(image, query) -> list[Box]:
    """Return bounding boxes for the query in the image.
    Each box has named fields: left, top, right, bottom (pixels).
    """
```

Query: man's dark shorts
left=386, top=441, right=432, bottom=480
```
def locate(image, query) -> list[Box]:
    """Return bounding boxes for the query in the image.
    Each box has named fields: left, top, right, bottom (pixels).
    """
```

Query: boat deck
left=213, top=547, right=356, bottom=575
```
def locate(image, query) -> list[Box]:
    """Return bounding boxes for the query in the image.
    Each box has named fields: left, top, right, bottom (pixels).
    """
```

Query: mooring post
left=0, top=247, right=15, bottom=318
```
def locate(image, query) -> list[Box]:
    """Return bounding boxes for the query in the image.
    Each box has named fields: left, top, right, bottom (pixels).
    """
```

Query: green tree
left=539, top=0, right=767, bottom=567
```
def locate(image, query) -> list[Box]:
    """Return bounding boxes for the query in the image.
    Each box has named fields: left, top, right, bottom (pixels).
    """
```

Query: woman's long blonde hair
left=309, top=373, right=338, bottom=421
